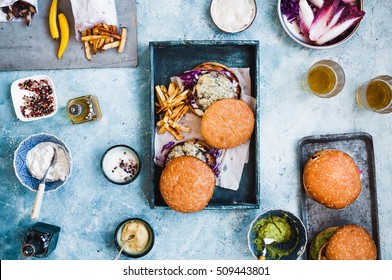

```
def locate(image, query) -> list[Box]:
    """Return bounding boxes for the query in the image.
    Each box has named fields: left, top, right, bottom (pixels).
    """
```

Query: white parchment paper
left=70, top=0, right=118, bottom=38
left=154, top=68, right=256, bottom=191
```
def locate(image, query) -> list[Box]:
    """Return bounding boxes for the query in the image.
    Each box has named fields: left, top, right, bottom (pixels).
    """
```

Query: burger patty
left=165, top=141, right=207, bottom=166
left=194, top=71, right=236, bottom=112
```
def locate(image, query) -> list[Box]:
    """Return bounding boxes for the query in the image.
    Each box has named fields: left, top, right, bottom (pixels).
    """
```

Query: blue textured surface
left=0, top=0, right=391, bottom=260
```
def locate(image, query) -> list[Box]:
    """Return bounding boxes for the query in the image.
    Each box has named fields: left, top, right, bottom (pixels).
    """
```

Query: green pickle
left=252, top=215, right=297, bottom=259
left=67, top=95, right=102, bottom=124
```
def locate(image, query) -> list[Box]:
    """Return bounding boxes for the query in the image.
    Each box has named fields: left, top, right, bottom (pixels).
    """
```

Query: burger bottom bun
left=201, top=99, right=254, bottom=149
left=309, top=227, right=338, bottom=260
left=325, top=224, right=377, bottom=260
left=159, top=156, right=215, bottom=213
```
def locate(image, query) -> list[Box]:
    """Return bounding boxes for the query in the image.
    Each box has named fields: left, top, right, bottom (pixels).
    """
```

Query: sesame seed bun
left=303, top=149, right=361, bottom=209
left=201, top=99, right=254, bottom=149
left=325, top=224, right=377, bottom=260
left=159, top=156, right=215, bottom=213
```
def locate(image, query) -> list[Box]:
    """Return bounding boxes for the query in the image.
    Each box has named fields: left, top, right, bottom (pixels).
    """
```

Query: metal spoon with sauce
left=258, top=237, right=276, bottom=260
left=114, top=234, right=135, bottom=260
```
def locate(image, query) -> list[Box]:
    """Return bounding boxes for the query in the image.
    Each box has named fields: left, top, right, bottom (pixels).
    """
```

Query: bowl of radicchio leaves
left=278, top=0, right=365, bottom=49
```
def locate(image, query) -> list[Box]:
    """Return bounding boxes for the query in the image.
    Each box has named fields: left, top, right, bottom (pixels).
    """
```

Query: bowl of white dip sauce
left=101, top=145, right=141, bottom=185
left=210, top=0, right=257, bottom=33
left=13, top=133, right=72, bottom=192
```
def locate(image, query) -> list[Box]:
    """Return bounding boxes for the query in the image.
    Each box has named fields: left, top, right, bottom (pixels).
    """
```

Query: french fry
left=155, top=83, right=191, bottom=140
left=79, top=23, right=127, bottom=60
left=101, top=41, right=120, bottom=51
left=81, top=30, right=92, bottom=61
left=155, top=85, right=166, bottom=106
left=110, top=25, right=117, bottom=33
left=118, top=27, right=127, bottom=53
left=93, top=27, right=122, bottom=40
left=81, top=35, right=111, bottom=42
left=167, top=126, right=184, bottom=140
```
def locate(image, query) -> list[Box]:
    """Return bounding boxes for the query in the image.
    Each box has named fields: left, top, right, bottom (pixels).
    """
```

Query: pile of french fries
left=155, top=83, right=191, bottom=140
left=80, top=23, right=127, bottom=60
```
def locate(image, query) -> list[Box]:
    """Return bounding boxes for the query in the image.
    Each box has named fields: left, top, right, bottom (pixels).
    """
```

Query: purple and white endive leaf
left=316, top=10, right=365, bottom=45
left=298, top=0, right=314, bottom=34
left=308, top=0, right=324, bottom=9
left=321, top=5, right=347, bottom=34
left=309, top=0, right=340, bottom=41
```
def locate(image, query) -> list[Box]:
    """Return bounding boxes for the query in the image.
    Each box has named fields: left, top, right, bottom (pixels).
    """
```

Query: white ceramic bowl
left=210, top=0, right=257, bottom=33
left=11, top=75, right=58, bottom=121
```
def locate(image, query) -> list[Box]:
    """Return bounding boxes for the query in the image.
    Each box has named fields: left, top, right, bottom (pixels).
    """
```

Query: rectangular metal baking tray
left=149, top=40, right=260, bottom=210
left=0, top=0, right=137, bottom=70
left=298, top=132, right=380, bottom=259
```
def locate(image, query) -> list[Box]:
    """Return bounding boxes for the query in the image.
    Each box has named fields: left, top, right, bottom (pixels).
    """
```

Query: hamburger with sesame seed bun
left=159, top=156, right=215, bottom=213
left=201, top=98, right=255, bottom=150
left=309, top=224, right=377, bottom=260
left=303, top=149, right=361, bottom=209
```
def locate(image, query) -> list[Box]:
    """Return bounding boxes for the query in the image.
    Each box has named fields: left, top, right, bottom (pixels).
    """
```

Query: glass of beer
left=356, top=75, right=392, bottom=114
left=303, top=60, right=345, bottom=98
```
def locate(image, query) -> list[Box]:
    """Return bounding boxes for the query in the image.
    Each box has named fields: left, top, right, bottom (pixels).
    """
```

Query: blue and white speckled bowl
left=13, top=133, right=72, bottom=192
left=248, top=209, right=307, bottom=260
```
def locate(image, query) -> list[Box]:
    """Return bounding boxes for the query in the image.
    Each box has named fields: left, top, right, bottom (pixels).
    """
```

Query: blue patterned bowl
left=247, top=209, right=307, bottom=260
left=13, top=133, right=72, bottom=192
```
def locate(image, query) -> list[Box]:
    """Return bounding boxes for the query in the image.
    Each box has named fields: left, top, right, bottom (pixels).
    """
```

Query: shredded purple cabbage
left=281, top=0, right=301, bottom=22
left=155, top=141, right=176, bottom=166
left=161, top=141, right=175, bottom=153
left=179, top=70, right=203, bottom=90
left=204, top=148, right=222, bottom=177
left=179, top=69, right=235, bottom=91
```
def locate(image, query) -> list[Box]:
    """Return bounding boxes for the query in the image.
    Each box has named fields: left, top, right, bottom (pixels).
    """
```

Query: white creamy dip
left=101, top=146, right=140, bottom=184
left=26, top=142, right=70, bottom=182
left=210, top=0, right=256, bottom=33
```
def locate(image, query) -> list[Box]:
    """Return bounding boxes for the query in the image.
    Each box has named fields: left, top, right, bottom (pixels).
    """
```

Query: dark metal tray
left=149, top=40, right=260, bottom=210
left=0, top=0, right=137, bottom=70
left=298, top=132, right=380, bottom=259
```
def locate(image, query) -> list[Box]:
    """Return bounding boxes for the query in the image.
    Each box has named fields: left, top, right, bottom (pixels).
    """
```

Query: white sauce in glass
left=210, top=0, right=256, bottom=33
left=102, top=146, right=139, bottom=183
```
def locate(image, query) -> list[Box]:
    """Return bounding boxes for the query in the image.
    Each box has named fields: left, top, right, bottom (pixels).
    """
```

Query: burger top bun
left=193, top=62, right=241, bottom=97
left=303, top=149, right=361, bottom=209
left=201, top=99, right=254, bottom=149
left=325, top=224, right=377, bottom=260
left=159, top=156, right=215, bottom=213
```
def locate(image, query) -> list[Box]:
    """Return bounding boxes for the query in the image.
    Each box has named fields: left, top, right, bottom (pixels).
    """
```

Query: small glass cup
left=356, top=75, right=392, bottom=114
left=303, top=60, right=345, bottom=98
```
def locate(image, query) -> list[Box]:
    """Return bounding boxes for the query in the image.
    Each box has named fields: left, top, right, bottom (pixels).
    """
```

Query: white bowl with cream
left=210, top=0, right=257, bottom=33
left=101, top=145, right=141, bottom=185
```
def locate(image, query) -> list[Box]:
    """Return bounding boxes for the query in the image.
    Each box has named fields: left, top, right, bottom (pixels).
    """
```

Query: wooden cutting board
left=0, top=0, right=137, bottom=70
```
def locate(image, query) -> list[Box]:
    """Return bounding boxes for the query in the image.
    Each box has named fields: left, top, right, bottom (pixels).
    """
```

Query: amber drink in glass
left=304, top=60, right=345, bottom=98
